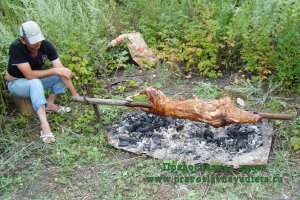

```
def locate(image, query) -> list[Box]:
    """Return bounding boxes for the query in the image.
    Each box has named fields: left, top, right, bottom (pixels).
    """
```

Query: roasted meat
left=139, top=87, right=262, bottom=128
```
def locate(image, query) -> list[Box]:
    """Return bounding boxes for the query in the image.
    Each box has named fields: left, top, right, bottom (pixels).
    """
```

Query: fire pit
left=106, top=111, right=274, bottom=167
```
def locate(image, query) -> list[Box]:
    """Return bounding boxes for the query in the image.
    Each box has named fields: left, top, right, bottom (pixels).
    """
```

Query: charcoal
left=236, top=139, right=246, bottom=151
left=131, top=131, right=142, bottom=138
left=118, top=137, right=130, bottom=147
left=129, top=137, right=138, bottom=145
left=218, top=137, right=226, bottom=146
left=137, top=126, right=154, bottom=132
left=145, top=131, right=153, bottom=137
left=193, top=155, right=201, bottom=160
left=153, top=135, right=162, bottom=145
left=108, top=112, right=265, bottom=163
left=143, top=142, right=151, bottom=150
left=132, top=120, right=142, bottom=129
left=184, top=148, right=194, bottom=154
left=123, top=125, right=133, bottom=132
left=176, top=125, right=184, bottom=132
left=227, top=124, right=241, bottom=138
left=216, top=139, right=221, bottom=147
left=206, top=138, right=215, bottom=143
left=203, top=129, right=214, bottom=139
left=118, top=136, right=138, bottom=147
left=156, top=120, right=167, bottom=127
left=256, top=142, right=263, bottom=148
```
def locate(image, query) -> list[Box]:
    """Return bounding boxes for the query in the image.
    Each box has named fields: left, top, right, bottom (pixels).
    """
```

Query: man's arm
left=51, top=58, right=79, bottom=96
left=17, top=62, right=72, bottom=80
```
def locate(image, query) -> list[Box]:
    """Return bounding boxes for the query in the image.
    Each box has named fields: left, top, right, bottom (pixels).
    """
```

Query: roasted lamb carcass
left=138, top=87, right=262, bottom=128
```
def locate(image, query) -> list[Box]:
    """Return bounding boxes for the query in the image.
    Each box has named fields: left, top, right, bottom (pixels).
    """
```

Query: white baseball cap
left=19, top=21, right=45, bottom=44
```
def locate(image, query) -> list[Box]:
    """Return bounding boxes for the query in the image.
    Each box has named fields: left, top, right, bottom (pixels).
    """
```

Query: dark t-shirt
left=7, top=39, right=58, bottom=78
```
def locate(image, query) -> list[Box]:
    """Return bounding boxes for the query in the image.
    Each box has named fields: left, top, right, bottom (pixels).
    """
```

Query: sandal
left=57, top=106, right=71, bottom=113
left=40, top=131, right=55, bottom=143
left=46, top=105, right=72, bottom=114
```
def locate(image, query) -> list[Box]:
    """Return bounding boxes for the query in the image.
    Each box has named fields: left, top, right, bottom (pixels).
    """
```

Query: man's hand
left=54, top=67, right=72, bottom=79
left=51, top=59, right=72, bottom=79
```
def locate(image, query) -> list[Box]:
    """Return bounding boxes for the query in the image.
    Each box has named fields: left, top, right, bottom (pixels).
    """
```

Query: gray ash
left=106, top=112, right=265, bottom=163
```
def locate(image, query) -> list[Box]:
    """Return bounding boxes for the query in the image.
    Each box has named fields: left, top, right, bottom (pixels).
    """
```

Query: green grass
left=192, top=82, right=223, bottom=99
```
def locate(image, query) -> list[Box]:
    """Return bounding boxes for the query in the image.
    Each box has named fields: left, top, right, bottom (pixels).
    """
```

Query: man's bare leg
left=36, top=105, right=55, bottom=142
left=45, top=76, right=79, bottom=112
left=46, top=93, right=59, bottom=112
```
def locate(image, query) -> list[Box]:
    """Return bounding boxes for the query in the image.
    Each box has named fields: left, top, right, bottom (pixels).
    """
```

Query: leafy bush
left=60, top=42, right=93, bottom=87
left=271, top=5, right=300, bottom=92
left=100, top=42, right=131, bottom=73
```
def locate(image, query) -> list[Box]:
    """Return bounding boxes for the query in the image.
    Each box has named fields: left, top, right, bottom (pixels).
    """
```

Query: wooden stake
left=84, top=84, right=103, bottom=127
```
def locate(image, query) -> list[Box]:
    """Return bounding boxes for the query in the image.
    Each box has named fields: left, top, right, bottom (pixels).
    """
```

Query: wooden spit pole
left=72, top=96, right=299, bottom=121
left=72, top=96, right=153, bottom=108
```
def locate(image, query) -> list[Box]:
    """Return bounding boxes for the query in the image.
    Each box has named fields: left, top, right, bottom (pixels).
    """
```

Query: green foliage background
left=0, top=0, right=299, bottom=119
